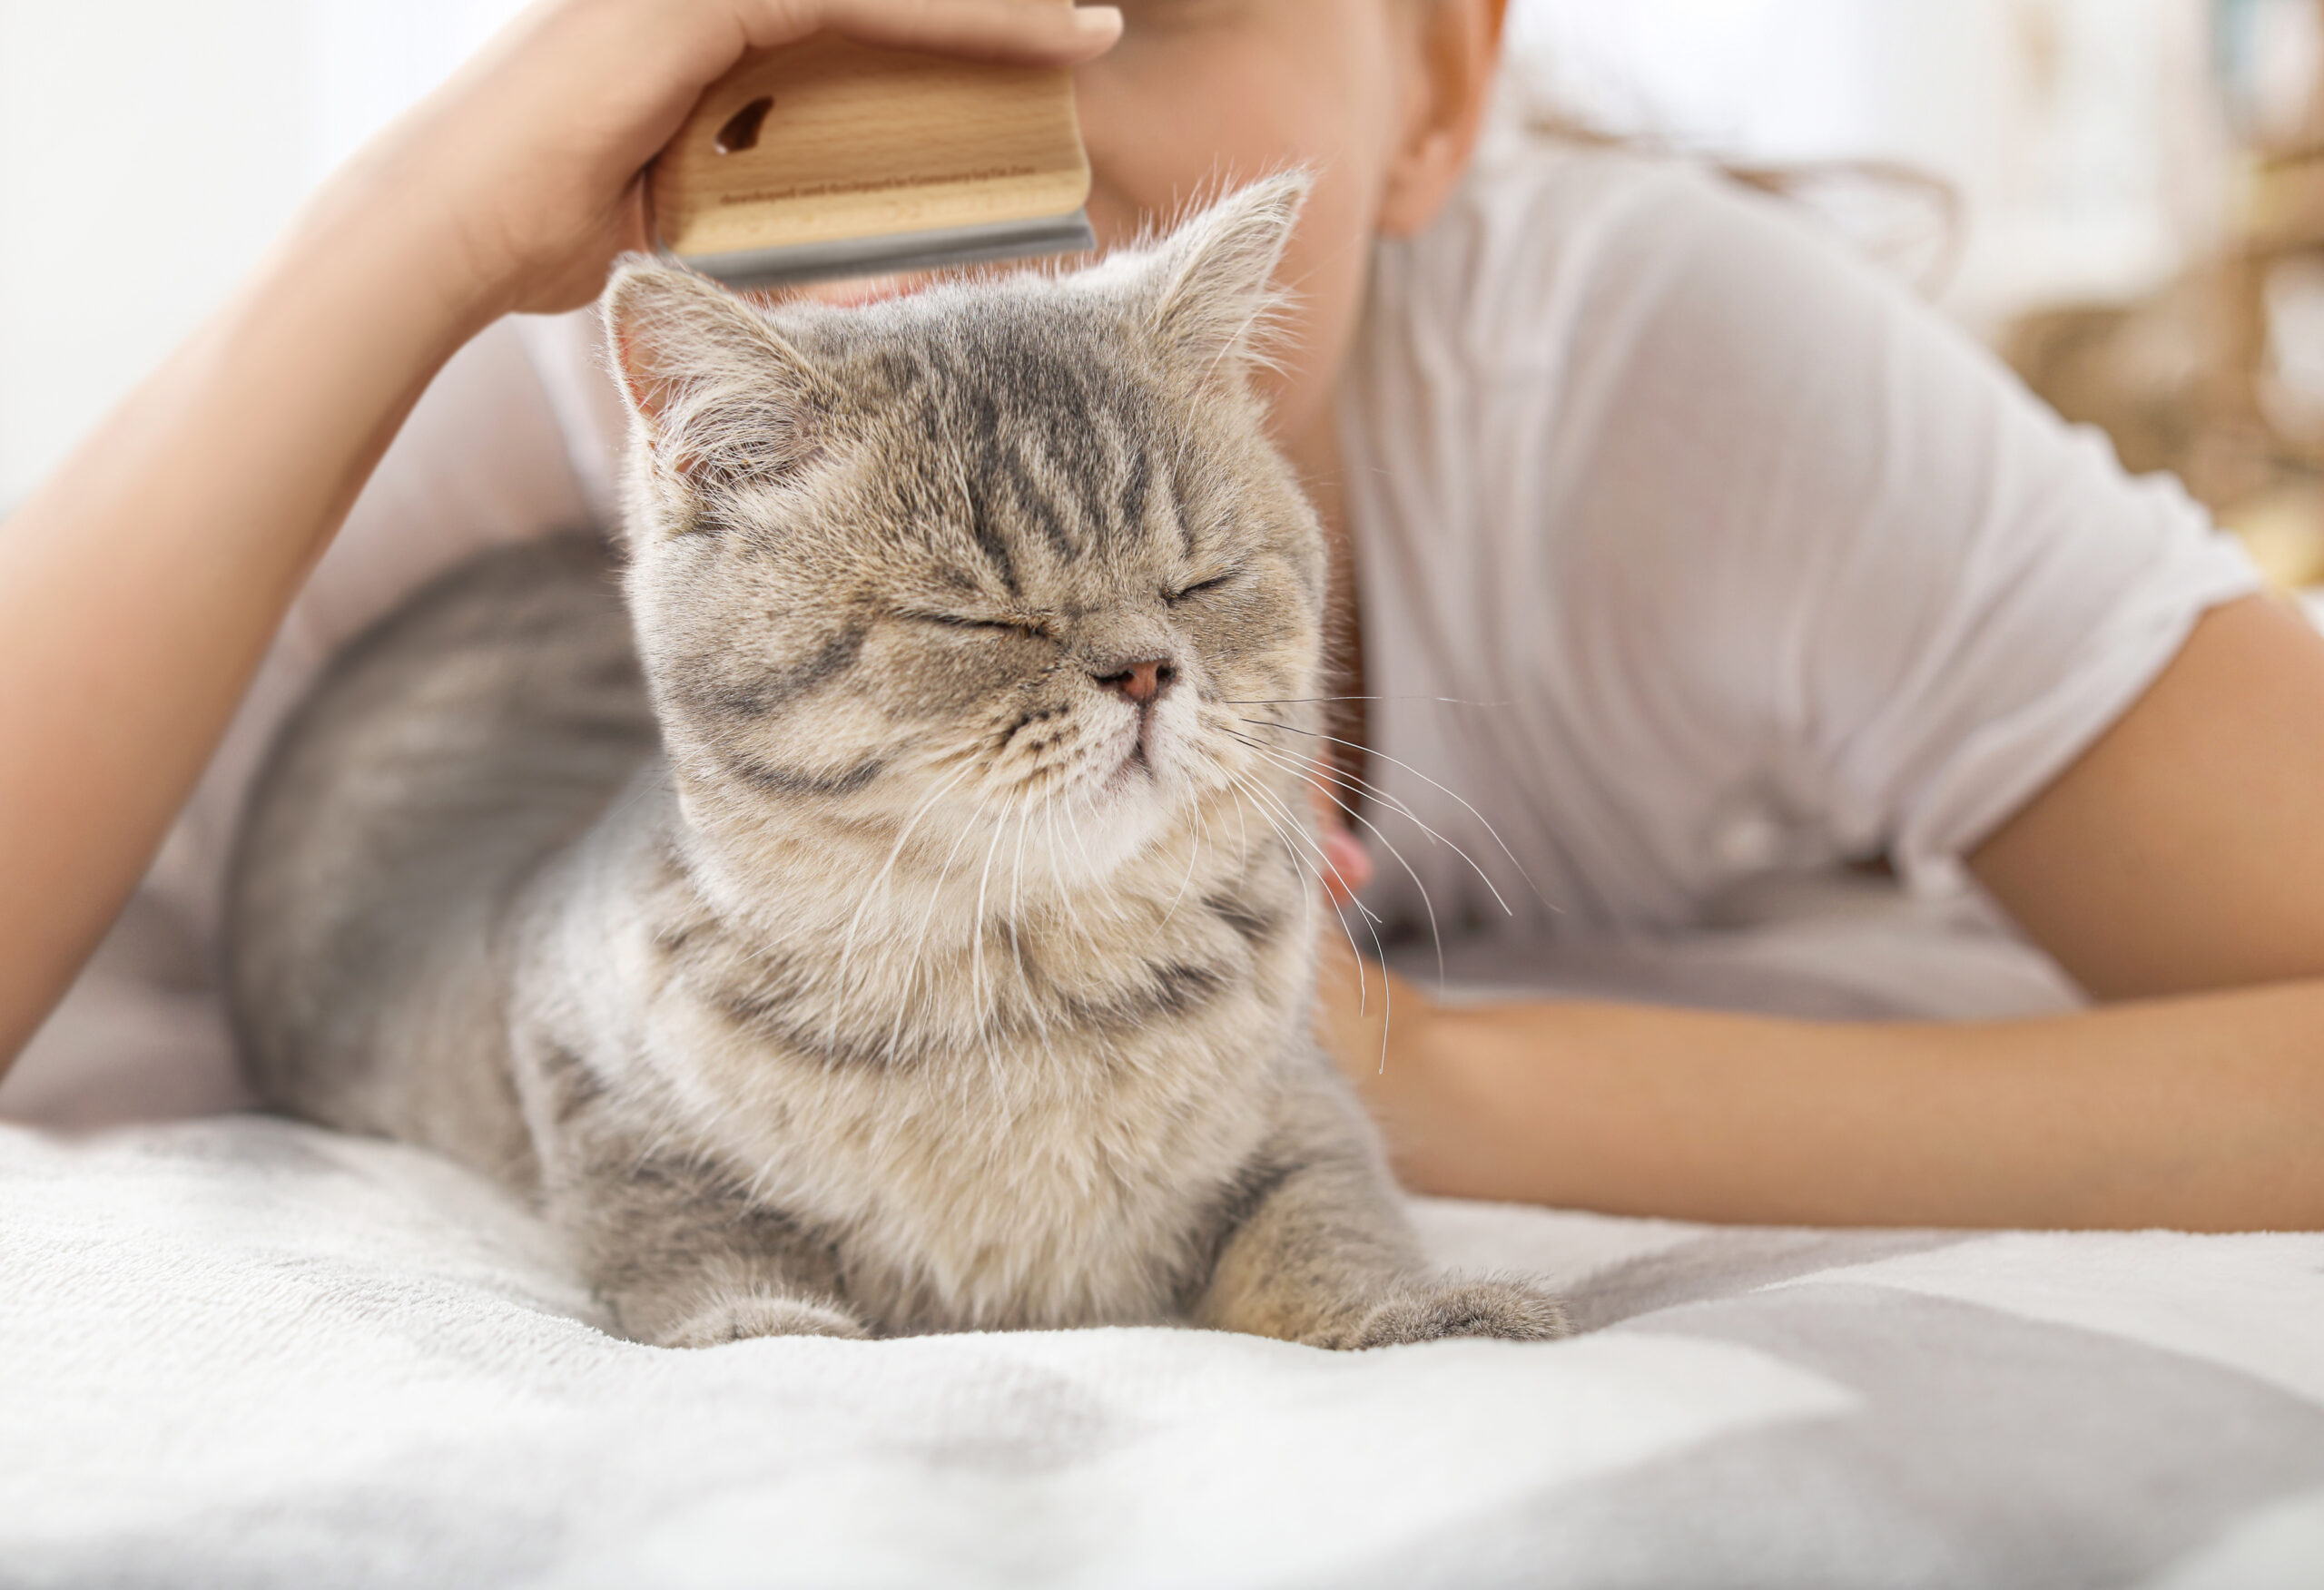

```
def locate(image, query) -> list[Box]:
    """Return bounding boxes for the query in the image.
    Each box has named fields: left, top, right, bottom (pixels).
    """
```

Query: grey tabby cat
left=229, top=177, right=1565, bottom=1350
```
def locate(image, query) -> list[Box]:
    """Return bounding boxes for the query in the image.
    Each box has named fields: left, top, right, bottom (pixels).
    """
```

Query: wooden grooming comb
left=651, top=2, right=1095, bottom=288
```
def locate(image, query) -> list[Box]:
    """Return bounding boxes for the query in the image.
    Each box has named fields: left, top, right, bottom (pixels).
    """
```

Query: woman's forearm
left=1325, top=954, right=2324, bottom=1231
left=0, top=200, right=497, bottom=1065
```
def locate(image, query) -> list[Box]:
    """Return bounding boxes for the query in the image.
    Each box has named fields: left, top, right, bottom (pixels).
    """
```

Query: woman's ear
left=1377, top=0, right=1506, bottom=240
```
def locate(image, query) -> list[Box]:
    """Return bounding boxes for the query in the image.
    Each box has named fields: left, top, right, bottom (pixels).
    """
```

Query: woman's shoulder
left=1449, top=126, right=1724, bottom=232
left=1371, top=128, right=1905, bottom=376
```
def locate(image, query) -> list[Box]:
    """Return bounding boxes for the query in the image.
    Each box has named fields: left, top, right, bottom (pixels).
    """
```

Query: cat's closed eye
left=1165, top=571, right=1240, bottom=604
left=900, top=609, right=1054, bottom=641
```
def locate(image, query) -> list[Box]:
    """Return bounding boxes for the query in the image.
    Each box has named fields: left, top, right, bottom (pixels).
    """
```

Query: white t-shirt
left=4, top=133, right=2263, bottom=1123
left=1340, top=134, right=2259, bottom=939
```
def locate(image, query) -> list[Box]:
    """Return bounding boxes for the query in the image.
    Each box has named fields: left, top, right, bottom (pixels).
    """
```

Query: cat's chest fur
left=522, top=784, right=1307, bottom=1335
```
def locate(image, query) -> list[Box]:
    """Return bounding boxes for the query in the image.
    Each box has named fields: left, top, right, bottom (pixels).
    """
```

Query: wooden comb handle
left=651, top=3, right=1092, bottom=263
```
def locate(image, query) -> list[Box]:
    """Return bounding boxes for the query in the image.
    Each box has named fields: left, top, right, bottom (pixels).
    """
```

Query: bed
left=5, top=879, right=2322, bottom=1588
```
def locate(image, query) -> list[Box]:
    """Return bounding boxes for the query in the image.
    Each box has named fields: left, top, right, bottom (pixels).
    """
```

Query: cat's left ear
left=601, top=258, right=833, bottom=490
left=1139, top=172, right=1311, bottom=383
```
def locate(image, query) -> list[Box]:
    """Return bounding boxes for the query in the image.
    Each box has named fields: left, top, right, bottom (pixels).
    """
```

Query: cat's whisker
left=1061, top=798, right=1142, bottom=955
left=1231, top=717, right=1551, bottom=918
left=1226, top=766, right=1396, bottom=1026
left=1222, top=770, right=1324, bottom=913
left=1201, top=736, right=1283, bottom=899
left=1232, top=766, right=1384, bottom=932
left=1222, top=755, right=1255, bottom=869
left=1158, top=797, right=1209, bottom=930
left=1056, top=787, right=1124, bottom=926
left=1298, top=755, right=1541, bottom=924
left=1226, top=770, right=1394, bottom=1070
left=1040, top=790, right=1108, bottom=973
left=1006, top=805, right=1041, bottom=1036
left=1223, top=768, right=1374, bottom=1022
left=1226, top=730, right=1448, bottom=984
left=886, top=794, right=991, bottom=1068
left=829, top=760, right=978, bottom=1054
left=1226, top=720, right=1466, bottom=865
left=1234, top=736, right=1483, bottom=917
left=970, top=806, right=1013, bottom=1065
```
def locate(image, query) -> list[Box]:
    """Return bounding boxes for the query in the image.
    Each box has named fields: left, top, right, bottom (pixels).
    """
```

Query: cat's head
left=602, top=176, right=1324, bottom=884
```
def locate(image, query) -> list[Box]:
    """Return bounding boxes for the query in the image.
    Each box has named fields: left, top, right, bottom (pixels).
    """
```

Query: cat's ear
left=601, top=258, right=832, bottom=491
left=1141, top=172, right=1311, bottom=380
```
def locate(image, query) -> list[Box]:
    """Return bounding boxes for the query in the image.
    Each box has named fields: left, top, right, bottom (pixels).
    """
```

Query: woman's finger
left=1308, top=768, right=1375, bottom=907
left=737, top=0, right=1123, bottom=63
left=1321, top=825, right=1373, bottom=908
left=363, top=0, right=1122, bottom=317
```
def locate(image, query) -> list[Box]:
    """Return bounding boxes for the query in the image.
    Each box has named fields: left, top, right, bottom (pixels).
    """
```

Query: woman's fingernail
left=1072, top=6, right=1124, bottom=37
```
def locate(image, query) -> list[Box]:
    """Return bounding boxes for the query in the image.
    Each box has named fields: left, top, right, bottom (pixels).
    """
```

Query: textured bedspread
left=7, top=1114, right=2324, bottom=1590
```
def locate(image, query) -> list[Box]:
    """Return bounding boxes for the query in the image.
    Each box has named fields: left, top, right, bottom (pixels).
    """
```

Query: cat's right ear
left=601, top=258, right=832, bottom=495
left=1138, top=172, right=1311, bottom=384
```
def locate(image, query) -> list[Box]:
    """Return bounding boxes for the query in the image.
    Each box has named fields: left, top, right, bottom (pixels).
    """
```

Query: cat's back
left=227, top=535, right=654, bottom=1181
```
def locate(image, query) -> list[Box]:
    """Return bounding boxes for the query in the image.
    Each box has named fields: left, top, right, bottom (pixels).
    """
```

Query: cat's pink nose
left=1096, top=659, right=1176, bottom=707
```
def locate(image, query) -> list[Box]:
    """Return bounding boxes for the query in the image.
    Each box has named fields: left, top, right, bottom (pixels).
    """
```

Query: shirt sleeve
left=1550, top=161, right=2264, bottom=896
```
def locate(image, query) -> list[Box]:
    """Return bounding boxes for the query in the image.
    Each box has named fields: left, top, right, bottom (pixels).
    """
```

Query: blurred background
left=9, top=0, right=2324, bottom=578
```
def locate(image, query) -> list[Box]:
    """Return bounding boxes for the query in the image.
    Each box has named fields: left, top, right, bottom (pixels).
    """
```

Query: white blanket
left=9, top=1112, right=2324, bottom=1589
left=8, top=886, right=2324, bottom=1587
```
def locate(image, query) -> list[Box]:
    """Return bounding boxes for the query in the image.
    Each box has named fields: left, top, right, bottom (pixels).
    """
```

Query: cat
left=228, top=177, right=1566, bottom=1350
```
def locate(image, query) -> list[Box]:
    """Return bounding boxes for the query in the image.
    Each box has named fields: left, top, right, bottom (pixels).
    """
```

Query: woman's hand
left=332, top=0, right=1122, bottom=320
left=312, top=0, right=1123, bottom=322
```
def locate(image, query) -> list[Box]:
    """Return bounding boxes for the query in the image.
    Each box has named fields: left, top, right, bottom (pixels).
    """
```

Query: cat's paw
left=1343, top=1277, right=1569, bottom=1349
left=655, top=1292, right=870, bottom=1350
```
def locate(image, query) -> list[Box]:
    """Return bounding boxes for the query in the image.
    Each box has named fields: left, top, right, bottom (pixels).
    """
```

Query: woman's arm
left=0, top=0, right=1121, bottom=1072
left=1325, top=594, right=2324, bottom=1232
left=1333, top=962, right=2324, bottom=1232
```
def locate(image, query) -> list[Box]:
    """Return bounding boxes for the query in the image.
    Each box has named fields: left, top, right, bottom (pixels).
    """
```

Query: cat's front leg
left=534, top=1097, right=868, bottom=1347
left=566, top=1153, right=871, bottom=1349
left=1189, top=1065, right=1568, bottom=1350
left=513, top=1013, right=871, bottom=1349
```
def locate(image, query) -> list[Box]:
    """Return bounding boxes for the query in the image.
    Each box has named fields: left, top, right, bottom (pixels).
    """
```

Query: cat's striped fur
left=228, top=179, right=1565, bottom=1348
